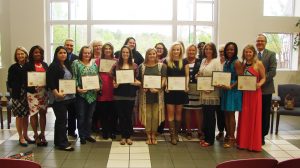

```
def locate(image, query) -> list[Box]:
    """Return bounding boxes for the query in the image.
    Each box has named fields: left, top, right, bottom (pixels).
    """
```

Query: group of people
left=7, top=34, right=276, bottom=152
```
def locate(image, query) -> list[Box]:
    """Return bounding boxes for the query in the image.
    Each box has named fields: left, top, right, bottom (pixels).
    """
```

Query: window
left=265, top=33, right=299, bottom=70
left=47, top=0, right=217, bottom=60
left=264, top=0, right=300, bottom=16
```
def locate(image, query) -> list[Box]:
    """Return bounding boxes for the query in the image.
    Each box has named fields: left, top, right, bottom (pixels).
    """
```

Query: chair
left=216, top=158, right=278, bottom=168
left=277, top=158, right=300, bottom=168
left=270, top=95, right=281, bottom=134
left=275, top=84, right=300, bottom=134
left=0, top=158, right=41, bottom=168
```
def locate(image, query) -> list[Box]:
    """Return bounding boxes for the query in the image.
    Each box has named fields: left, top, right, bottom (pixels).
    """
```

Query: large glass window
left=265, top=33, right=299, bottom=70
left=264, top=0, right=300, bottom=16
left=47, top=0, right=217, bottom=60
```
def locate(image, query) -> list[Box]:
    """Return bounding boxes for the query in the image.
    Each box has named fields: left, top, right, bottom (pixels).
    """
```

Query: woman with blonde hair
left=164, top=42, right=189, bottom=145
left=8, top=47, right=35, bottom=146
left=138, top=48, right=167, bottom=144
left=90, top=40, right=103, bottom=59
left=183, top=44, right=203, bottom=140
left=237, top=44, right=266, bottom=151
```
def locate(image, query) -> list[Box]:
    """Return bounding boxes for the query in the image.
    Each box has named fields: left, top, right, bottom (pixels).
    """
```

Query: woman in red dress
left=237, top=44, right=266, bottom=151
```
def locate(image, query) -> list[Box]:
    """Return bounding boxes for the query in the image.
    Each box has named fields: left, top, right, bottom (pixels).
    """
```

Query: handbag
left=284, top=94, right=295, bottom=110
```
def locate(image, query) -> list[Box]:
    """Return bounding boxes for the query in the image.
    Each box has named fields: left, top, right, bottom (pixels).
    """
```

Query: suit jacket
left=68, top=53, right=79, bottom=63
left=258, top=49, right=277, bottom=94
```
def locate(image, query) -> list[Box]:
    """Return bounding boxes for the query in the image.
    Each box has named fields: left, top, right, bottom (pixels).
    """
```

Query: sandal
left=34, top=134, right=43, bottom=146
left=224, top=138, right=235, bottom=148
left=199, top=139, right=205, bottom=145
left=146, top=138, right=152, bottom=145
left=201, top=142, right=211, bottom=147
left=126, top=139, right=133, bottom=145
left=152, top=137, right=157, bottom=145
left=120, top=139, right=126, bottom=145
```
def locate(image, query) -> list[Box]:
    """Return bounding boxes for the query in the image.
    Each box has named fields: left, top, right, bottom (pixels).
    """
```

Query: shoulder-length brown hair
left=203, top=42, right=217, bottom=59
left=242, top=44, right=258, bottom=63
left=78, top=46, right=92, bottom=61
left=117, top=45, right=133, bottom=68
left=101, top=42, right=114, bottom=59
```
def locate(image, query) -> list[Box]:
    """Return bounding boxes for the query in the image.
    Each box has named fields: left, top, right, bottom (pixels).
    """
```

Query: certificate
left=143, top=75, right=161, bottom=89
left=59, top=80, right=76, bottom=94
left=99, top=59, right=116, bottom=72
left=197, top=77, right=214, bottom=91
left=81, top=75, right=100, bottom=90
left=238, top=75, right=257, bottom=91
left=116, top=70, right=135, bottom=84
left=168, top=77, right=186, bottom=91
left=212, top=71, right=231, bottom=87
left=27, top=72, right=46, bottom=87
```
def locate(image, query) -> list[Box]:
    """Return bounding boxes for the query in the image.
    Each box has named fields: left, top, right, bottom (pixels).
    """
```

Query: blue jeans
left=76, top=96, right=96, bottom=139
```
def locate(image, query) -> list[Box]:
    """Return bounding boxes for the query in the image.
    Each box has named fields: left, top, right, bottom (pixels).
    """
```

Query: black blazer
left=46, top=63, right=72, bottom=91
left=7, top=63, right=26, bottom=99
left=23, top=62, right=48, bottom=93
left=183, top=58, right=202, bottom=83
left=67, top=53, right=79, bottom=63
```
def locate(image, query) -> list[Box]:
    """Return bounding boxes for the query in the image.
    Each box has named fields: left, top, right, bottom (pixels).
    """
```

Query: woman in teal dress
left=220, top=42, right=243, bottom=148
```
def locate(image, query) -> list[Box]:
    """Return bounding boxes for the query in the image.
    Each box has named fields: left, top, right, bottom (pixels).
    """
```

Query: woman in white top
left=198, top=42, right=222, bottom=147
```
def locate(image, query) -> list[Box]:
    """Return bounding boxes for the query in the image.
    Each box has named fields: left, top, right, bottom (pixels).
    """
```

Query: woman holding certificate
left=237, top=45, right=266, bottom=151
left=112, top=45, right=141, bottom=145
left=138, top=48, right=167, bottom=145
left=220, top=42, right=243, bottom=148
left=24, top=45, right=48, bottom=146
left=164, top=42, right=189, bottom=145
left=183, top=44, right=203, bottom=140
left=8, top=47, right=35, bottom=147
left=95, top=43, right=117, bottom=139
left=46, top=46, right=75, bottom=151
left=72, top=46, right=101, bottom=145
left=198, top=43, right=221, bottom=147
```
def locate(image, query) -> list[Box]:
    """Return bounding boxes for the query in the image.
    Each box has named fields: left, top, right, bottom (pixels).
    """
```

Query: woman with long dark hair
left=46, top=46, right=75, bottom=151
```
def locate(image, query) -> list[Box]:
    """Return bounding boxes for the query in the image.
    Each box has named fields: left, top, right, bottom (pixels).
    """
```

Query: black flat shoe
left=25, top=138, right=35, bottom=144
left=110, top=134, right=116, bottom=139
left=19, top=139, right=28, bottom=147
left=80, top=138, right=86, bottom=144
left=86, top=137, right=96, bottom=143
left=68, top=133, right=78, bottom=138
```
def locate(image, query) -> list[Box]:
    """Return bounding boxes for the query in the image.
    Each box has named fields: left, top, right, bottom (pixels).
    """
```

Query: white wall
left=0, top=0, right=45, bottom=94
left=0, top=0, right=299, bottom=95
left=218, top=0, right=300, bottom=94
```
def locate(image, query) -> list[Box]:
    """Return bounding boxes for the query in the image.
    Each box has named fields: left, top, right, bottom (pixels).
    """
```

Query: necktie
left=258, top=52, right=262, bottom=60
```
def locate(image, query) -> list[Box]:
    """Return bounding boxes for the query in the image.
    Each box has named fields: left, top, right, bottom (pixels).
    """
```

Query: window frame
left=46, top=0, right=218, bottom=62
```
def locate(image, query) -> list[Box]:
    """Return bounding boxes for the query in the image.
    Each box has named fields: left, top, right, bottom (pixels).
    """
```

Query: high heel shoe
left=19, top=139, right=28, bottom=147
left=24, top=137, right=35, bottom=144
left=34, top=134, right=44, bottom=147
left=39, top=134, right=48, bottom=146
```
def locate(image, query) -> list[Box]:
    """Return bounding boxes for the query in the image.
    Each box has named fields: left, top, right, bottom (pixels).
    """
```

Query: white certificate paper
left=27, top=72, right=46, bottom=87
left=197, top=77, right=214, bottom=91
left=81, top=75, right=100, bottom=90
left=143, top=75, right=161, bottom=89
left=59, top=80, right=76, bottom=94
left=116, top=70, right=135, bottom=84
left=168, top=77, right=186, bottom=91
left=99, top=59, right=116, bottom=72
left=238, top=75, right=257, bottom=91
left=212, top=71, right=231, bottom=87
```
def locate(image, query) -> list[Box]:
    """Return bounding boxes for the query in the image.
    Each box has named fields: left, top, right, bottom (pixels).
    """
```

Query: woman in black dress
left=164, top=42, right=189, bottom=145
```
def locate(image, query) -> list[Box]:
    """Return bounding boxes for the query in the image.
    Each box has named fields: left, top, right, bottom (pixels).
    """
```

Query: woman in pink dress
left=237, top=44, right=266, bottom=151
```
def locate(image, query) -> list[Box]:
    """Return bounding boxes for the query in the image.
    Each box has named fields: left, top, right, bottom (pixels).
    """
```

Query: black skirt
left=165, top=91, right=189, bottom=105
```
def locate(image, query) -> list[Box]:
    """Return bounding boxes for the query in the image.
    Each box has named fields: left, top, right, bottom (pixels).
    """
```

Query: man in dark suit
left=256, top=34, right=277, bottom=145
left=64, top=38, right=79, bottom=138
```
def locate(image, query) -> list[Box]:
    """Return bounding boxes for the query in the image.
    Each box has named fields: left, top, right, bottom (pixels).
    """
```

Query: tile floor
left=0, top=108, right=300, bottom=168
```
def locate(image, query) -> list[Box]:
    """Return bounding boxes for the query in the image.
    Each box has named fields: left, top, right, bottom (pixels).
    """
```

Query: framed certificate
left=81, top=75, right=100, bottom=90
left=143, top=75, right=161, bottom=89
left=197, top=77, right=214, bottom=91
left=238, top=75, right=257, bottom=91
left=116, top=70, right=135, bottom=84
left=99, top=59, right=116, bottom=72
left=59, top=80, right=76, bottom=94
left=212, top=71, right=231, bottom=87
left=168, top=77, right=186, bottom=91
left=27, top=72, right=46, bottom=87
